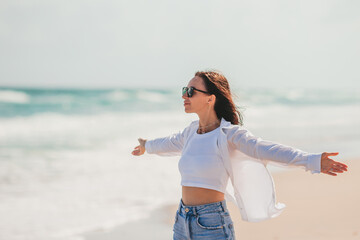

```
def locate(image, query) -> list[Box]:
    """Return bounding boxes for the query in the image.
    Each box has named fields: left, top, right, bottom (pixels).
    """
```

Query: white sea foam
left=285, top=89, right=304, bottom=101
left=136, top=90, right=167, bottom=102
left=106, top=90, right=130, bottom=101
left=0, top=90, right=30, bottom=103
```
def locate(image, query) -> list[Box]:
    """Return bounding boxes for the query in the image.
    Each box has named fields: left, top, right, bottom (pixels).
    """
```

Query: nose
left=182, top=92, right=188, bottom=99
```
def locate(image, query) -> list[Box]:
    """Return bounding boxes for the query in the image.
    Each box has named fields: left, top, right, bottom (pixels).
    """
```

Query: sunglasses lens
left=182, top=87, right=193, bottom=97
left=188, top=87, right=193, bottom=97
left=182, top=87, right=187, bottom=96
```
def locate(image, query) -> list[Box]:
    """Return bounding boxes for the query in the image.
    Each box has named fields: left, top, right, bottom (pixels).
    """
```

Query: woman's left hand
left=321, top=152, right=348, bottom=176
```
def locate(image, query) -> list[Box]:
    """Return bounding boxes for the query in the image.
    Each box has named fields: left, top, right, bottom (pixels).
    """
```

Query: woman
left=131, top=70, right=348, bottom=240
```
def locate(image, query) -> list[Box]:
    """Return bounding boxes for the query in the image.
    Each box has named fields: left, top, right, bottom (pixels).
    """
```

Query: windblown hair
left=195, top=70, right=244, bottom=126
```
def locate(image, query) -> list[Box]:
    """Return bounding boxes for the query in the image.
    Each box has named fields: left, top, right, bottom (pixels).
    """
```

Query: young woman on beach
left=131, top=70, right=348, bottom=240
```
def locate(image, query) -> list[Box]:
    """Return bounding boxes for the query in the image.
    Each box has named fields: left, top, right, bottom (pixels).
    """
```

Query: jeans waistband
left=177, top=198, right=228, bottom=216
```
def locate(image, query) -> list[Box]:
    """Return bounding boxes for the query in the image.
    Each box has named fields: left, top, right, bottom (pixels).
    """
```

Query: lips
left=184, top=102, right=190, bottom=106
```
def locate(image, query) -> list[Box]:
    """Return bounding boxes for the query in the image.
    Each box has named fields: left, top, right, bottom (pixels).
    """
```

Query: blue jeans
left=173, top=198, right=236, bottom=240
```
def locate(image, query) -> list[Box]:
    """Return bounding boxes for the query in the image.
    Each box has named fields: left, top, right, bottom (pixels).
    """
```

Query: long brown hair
left=195, top=70, right=244, bottom=126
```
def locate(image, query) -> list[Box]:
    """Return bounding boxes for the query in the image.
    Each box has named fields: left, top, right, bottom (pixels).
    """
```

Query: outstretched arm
left=131, top=129, right=185, bottom=156
left=227, top=126, right=348, bottom=175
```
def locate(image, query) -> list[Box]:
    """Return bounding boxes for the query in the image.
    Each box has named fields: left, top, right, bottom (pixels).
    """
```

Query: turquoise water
left=0, top=87, right=359, bottom=117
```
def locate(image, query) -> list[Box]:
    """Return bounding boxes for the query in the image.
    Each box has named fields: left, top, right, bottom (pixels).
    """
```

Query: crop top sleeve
left=226, top=126, right=322, bottom=174
left=144, top=129, right=186, bottom=156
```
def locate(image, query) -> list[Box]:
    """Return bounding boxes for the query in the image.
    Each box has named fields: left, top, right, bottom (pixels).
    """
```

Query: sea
left=0, top=86, right=359, bottom=240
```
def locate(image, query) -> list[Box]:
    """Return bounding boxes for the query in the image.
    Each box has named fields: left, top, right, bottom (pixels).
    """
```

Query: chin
left=184, top=108, right=192, bottom=113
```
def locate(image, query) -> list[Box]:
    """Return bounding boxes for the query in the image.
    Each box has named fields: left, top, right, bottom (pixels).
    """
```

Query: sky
left=0, top=0, right=359, bottom=89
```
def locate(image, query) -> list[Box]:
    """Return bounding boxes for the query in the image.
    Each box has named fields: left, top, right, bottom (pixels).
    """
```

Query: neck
left=196, top=108, right=220, bottom=133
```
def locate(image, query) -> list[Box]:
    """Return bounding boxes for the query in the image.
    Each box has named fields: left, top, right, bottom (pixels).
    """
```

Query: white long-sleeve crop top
left=144, top=118, right=323, bottom=222
left=178, top=126, right=229, bottom=193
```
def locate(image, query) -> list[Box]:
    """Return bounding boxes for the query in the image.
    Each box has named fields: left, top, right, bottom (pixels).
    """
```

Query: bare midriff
left=182, top=186, right=225, bottom=206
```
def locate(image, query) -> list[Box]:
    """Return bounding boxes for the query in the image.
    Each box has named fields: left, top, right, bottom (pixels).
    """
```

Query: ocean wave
left=106, top=90, right=130, bottom=101
left=32, top=95, right=75, bottom=104
left=0, top=90, right=30, bottom=104
left=0, top=87, right=359, bottom=118
left=136, top=90, right=167, bottom=102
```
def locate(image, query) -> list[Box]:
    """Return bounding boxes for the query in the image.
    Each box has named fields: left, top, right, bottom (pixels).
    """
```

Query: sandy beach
left=83, top=157, right=359, bottom=240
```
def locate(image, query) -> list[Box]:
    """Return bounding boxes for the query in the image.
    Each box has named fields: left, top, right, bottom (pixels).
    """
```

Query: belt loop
left=220, top=201, right=225, bottom=212
left=178, top=198, right=183, bottom=212
left=193, top=206, right=197, bottom=216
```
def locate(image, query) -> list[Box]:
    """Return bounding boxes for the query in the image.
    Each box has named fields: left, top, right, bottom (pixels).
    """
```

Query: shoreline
left=82, top=158, right=358, bottom=240
left=82, top=203, right=177, bottom=240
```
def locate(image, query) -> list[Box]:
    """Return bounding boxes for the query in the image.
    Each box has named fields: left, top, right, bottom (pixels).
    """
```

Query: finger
left=331, top=165, right=343, bottom=171
left=132, top=149, right=139, bottom=155
left=329, top=165, right=345, bottom=174
left=335, top=162, right=348, bottom=168
left=326, top=152, right=339, bottom=156
left=324, top=171, right=337, bottom=176
left=332, top=162, right=347, bottom=170
left=324, top=172, right=336, bottom=176
left=334, top=164, right=348, bottom=171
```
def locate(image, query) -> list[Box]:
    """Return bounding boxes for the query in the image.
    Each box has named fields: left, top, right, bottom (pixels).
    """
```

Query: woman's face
left=182, top=76, right=213, bottom=114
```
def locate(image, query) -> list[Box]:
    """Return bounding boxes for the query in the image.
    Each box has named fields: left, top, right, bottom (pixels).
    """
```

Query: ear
left=208, top=94, right=216, bottom=103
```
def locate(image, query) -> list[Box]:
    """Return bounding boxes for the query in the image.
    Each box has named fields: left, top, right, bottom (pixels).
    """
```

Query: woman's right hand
left=320, top=152, right=348, bottom=176
left=131, top=138, right=147, bottom=156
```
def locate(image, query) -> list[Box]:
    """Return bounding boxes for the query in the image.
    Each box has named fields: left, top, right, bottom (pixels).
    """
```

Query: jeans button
left=185, top=208, right=189, bottom=212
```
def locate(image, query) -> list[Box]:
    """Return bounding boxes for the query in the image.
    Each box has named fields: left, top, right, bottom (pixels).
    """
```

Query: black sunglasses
left=182, top=87, right=210, bottom=98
